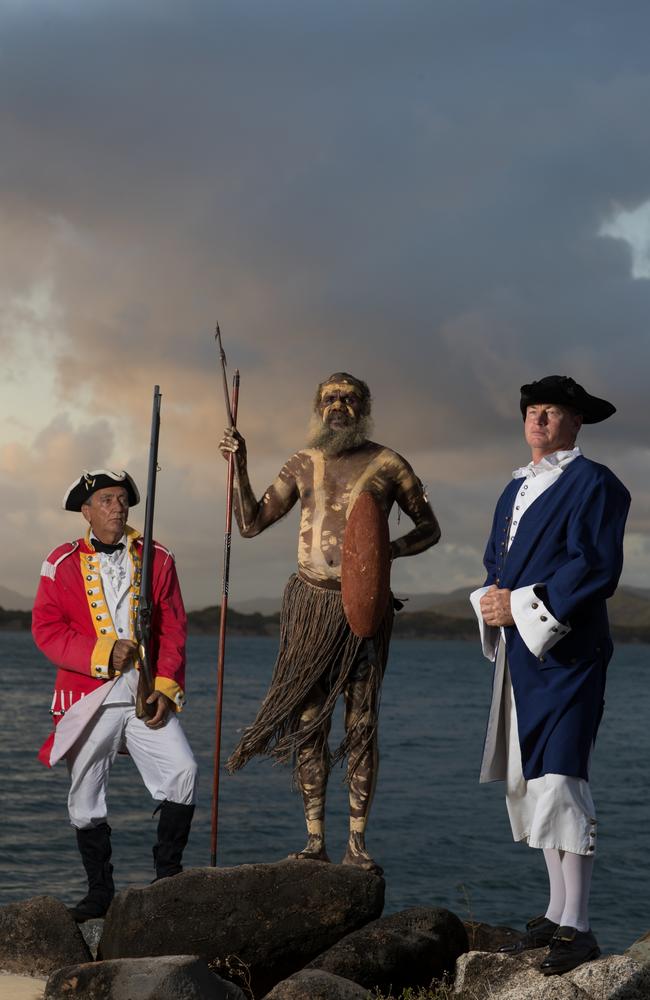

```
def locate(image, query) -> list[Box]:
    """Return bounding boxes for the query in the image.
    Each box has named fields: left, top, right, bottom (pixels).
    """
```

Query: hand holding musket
left=109, top=639, right=138, bottom=676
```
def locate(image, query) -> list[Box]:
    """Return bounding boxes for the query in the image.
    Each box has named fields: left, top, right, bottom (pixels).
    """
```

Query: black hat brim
left=63, top=470, right=140, bottom=511
left=520, top=377, right=616, bottom=424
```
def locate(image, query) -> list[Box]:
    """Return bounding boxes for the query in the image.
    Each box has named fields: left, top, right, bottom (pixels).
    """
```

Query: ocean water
left=1, top=633, right=647, bottom=955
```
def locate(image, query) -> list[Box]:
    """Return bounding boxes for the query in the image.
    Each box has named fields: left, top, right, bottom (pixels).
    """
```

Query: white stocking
left=559, top=851, right=594, bottom=932
left=543, top=847, right=566, bottom=924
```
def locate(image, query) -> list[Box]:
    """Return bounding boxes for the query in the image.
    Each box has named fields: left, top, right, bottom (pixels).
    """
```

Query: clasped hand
left=218, top=427, right=246, bottom=463
left=480, top=584, right=515, bottom=627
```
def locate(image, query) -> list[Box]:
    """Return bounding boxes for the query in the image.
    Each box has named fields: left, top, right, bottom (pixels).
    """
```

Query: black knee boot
left=70, top=822, right=115, bottom=922
left=153, top=801, right=195, bottom=880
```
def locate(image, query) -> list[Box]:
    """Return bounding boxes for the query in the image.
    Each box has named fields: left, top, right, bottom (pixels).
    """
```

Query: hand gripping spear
left=210, top=324, right=242, bottom=865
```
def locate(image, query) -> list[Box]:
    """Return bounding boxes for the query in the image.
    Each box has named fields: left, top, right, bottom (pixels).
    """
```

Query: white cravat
left=507, top=448, right=581, bottom=551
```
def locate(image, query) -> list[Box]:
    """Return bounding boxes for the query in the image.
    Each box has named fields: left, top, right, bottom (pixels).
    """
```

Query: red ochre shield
left=341, top=492, right=391, bottom=638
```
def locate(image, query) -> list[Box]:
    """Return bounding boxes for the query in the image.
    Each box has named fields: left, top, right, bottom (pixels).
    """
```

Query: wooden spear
left=210, top=326, right=241, bottom=865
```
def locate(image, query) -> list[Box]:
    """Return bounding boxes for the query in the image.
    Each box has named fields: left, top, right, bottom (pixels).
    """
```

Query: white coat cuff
left=469, top=586, right=499, bottom=662
left=510, top=584, right=571, bottom=657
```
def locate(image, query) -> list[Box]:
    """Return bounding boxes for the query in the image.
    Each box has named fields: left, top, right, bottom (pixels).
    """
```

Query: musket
left=135, top=385, right=162, bottom=720
left=210, top=365, right=240, bottom=865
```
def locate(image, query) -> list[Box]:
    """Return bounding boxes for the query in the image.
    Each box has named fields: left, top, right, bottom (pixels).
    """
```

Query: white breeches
left=503, top=674, right=597, bottom=856
left=66, top=703, right=198, bottom=829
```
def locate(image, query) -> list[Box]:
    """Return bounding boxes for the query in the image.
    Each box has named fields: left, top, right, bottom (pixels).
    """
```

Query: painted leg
left=287, top=685, right=331, bottom=862
left=341, top=663, right=383, bottom=876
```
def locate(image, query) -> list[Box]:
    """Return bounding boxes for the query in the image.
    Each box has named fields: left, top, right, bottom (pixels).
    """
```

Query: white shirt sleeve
left=469, top=586, right=499, bottom=662
left=510, top=584, right=571, bottom=657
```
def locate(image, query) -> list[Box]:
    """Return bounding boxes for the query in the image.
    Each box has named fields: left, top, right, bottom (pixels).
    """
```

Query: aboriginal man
left=470, top=377, right=630, bottom=975
left=220, top=372, right=440, bottom=874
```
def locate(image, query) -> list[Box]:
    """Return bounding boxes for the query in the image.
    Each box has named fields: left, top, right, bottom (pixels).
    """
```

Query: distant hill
left=398, top=585, right=650, bottom=629
left=188, top=605, right=279, bottom=636
left=0, top=585, right=32, bottom=612
left=186, top=583, right=650, bottom=643
left=2, top=585, right=649, bottom=643
left=607, top=586, right=650, bottom=627
left=230, top=597, right=283, bottom=616
left=0, top=608, right=32, bottom=631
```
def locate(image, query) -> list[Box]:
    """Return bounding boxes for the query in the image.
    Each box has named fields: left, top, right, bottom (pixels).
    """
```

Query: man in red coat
left=32, top=469, right=198, bottom=921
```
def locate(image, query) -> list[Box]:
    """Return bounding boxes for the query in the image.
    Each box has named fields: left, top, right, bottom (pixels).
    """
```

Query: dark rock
left=263, top=969, right=371, bottom=999
left=308, top=905, right=468, bottom=993
left=99, top=861, right=384, bottom=998
left=463, top=919, right=521, bottom=952
left=44, top=955, right=246, bottom=1000
left=0, top=895, right=91, bottom=977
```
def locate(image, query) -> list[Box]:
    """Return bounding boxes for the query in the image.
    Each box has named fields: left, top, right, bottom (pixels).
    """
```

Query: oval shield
left=341, top=492, right=391, bottom=638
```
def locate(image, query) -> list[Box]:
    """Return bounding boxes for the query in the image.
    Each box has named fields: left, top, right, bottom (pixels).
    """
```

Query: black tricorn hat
left=520, top=376, right=616, bottom=424
left=62, top=470, right=140, bottom=511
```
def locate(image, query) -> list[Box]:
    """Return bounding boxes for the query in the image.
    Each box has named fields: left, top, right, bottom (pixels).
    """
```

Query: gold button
left=540, top=615, right=548, bottom=622
left=532, top=602, right=539, bottom=609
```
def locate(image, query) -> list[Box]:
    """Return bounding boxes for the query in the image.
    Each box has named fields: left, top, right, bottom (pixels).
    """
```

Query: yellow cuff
left=154, top=676, right=185, bottom=711
left=91, top=638, right=117, bottom=679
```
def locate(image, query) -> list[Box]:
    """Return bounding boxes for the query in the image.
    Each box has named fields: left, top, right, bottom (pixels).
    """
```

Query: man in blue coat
left=471, top=375, right=630, bottom=975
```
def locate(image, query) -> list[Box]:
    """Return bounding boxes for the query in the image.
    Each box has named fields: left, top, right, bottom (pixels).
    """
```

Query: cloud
left=1, top=1, right=648, bottom=604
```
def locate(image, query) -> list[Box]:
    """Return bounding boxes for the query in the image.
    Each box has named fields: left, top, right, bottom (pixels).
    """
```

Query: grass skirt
left=226, top=573, right=393, bottom=777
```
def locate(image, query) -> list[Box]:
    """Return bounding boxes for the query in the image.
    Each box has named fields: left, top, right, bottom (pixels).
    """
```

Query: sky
left=1, top=0, right=649, bottom=609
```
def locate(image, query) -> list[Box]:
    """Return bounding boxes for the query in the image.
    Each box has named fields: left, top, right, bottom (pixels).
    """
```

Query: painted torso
left=251, top=441, right=433, bottom=587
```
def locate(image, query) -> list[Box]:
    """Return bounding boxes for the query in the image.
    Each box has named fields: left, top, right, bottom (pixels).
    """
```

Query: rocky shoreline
left=1, top=861, right=649, bottom=999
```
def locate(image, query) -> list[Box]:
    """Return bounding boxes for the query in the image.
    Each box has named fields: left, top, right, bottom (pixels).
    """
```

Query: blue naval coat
left=483, top=455, right=630, bottom=781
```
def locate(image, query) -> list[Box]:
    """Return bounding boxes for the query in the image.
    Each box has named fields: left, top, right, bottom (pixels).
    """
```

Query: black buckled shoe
left=499, top=914, right=559, bottom=953
left=540, top=926, right=601, bottom=975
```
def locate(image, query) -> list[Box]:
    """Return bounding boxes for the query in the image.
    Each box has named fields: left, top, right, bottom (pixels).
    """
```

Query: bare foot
left=341, top=831, right=383, bottom=876
left=287, top=834, right=331, bottom=862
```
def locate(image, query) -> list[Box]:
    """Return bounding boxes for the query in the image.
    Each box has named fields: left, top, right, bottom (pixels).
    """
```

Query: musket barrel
left=135, top=385, right=162, bottom=718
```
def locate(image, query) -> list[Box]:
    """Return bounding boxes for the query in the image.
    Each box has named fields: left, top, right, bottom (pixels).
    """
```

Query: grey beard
left=307, top=414, right=372, bottom=456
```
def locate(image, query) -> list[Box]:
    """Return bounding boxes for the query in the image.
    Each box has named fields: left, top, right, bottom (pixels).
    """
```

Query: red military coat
left=32, top=526, right=187, bottom=766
